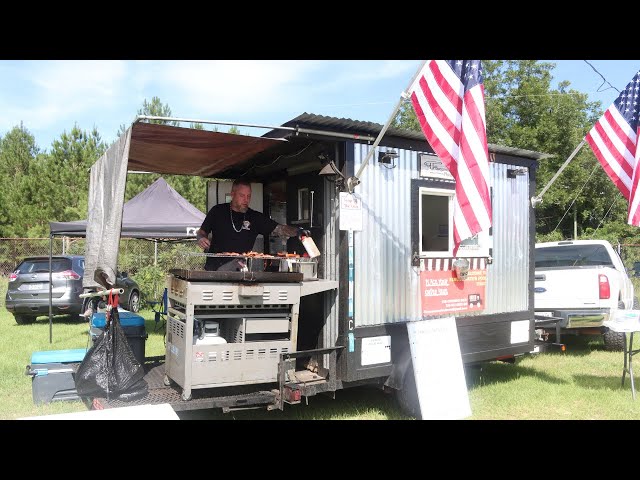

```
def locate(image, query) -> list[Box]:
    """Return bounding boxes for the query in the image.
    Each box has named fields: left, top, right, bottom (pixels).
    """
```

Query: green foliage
left=131, top=264, right=166, bottom=307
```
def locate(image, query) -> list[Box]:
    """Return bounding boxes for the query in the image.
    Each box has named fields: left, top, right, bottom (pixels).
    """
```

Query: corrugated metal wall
left=353, top=144, right=421, bottom=326
left=352, top=144, right=531, bottom=327
left=320, top=173, right=340, bottom=358
left=484, top=163, right=530, bottom=314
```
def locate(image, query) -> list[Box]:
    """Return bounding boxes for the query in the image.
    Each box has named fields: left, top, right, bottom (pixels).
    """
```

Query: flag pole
left=346, top=60, right=428, bottom=193
left=531, top=140, right=586, bottom=206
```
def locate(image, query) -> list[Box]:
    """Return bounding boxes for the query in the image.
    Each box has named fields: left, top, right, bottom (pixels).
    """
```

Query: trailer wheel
left=395, top=362, right=422, bottom=419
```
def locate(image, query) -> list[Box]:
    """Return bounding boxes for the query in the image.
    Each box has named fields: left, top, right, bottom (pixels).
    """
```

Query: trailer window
left=419, top=187, right=454, bottom=256
left=297, top=188, right=310, bottom=221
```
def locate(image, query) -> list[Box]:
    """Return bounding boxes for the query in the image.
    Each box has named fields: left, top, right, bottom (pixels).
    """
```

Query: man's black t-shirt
left=200, top=203, right=278, bottom=270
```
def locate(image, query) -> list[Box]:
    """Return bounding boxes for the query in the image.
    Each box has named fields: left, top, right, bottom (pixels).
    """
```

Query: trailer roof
left=123, top=113, right=550, bottom=178
left=270, top=113, right=551, bottom=161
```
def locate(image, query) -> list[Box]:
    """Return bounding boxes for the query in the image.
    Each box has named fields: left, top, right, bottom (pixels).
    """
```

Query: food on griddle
left=276, top=252, right=301, bottom=258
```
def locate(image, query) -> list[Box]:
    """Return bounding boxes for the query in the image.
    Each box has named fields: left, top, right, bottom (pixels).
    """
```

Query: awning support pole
left=49, top=234, right=53, bottom=344
left=532, top=140, right=585, bottom=206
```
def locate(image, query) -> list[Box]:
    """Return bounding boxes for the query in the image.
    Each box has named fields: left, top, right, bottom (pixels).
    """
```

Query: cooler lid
left=31, top=348, right=88, bottom=364
left=91, top=311, right=146, bottom=328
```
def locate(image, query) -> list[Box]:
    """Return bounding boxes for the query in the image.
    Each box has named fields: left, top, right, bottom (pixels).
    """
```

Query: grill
left=164, top=272, right=301, bottom=402
left=169, top=268, right=303, bottom=283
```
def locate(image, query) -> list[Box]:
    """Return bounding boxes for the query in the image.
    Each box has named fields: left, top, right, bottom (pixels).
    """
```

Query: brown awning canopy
left=127, top=122, right=292, bottom=177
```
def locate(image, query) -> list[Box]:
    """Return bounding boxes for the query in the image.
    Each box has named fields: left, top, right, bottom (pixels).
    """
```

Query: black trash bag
left=75, top=307, right=148, bottom=401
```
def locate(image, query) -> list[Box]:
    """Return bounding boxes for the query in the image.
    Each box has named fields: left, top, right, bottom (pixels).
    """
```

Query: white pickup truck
left=534, top=239, right=636, bottom=351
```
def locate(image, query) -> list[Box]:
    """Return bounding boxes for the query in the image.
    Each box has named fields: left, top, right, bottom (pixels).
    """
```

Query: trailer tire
left=395, top=362, right=422, bottom=419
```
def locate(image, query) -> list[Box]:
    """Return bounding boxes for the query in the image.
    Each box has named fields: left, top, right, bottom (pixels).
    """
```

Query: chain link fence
left=0, top=237, right=204, bottom=275
left=0, top=237, right=203, bottom=308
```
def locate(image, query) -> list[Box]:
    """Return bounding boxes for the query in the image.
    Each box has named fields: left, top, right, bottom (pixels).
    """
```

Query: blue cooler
left=90, top=310, right=147, bottom=366
left=26, top=348, right=88, bottom=404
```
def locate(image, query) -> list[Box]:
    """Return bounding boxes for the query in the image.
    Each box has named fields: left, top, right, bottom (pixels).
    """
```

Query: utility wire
left=594, top=196, right=620, bottom=235
left=552, top=163, right=600, bottom=233
left=583, top=60, right=621, bottom=94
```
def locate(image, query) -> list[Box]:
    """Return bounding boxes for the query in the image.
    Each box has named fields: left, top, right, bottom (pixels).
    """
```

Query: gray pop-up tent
left=45, top=177, right=205, bottom=342
left=50, top=177, right=205, bottom=239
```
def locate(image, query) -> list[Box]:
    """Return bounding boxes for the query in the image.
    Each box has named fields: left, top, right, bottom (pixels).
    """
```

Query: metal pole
left=348, top=60, right=428, bottom=192
left=532, top=140, right=586, bottom=206
left=135, top=115, right=298, bottom=132
left=134, top=116, right=377, bottom=142
left=154, top=239, right=158, bottom=266
left=49, top=235, right=53, bottom=344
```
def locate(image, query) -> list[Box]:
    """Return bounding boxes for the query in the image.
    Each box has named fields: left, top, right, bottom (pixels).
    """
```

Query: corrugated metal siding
left=353, top=144, right=421, bottom=327
left=484, top=163, right=530, bottom=314
left=320, top=175, right=340, bottom=361
left=352, top=145, right=530, bottom=327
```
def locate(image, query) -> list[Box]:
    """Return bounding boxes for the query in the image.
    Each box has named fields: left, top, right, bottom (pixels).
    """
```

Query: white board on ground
left=19, top=403, right=180, bottom=420
left=407, top=317, right=471, bottom=419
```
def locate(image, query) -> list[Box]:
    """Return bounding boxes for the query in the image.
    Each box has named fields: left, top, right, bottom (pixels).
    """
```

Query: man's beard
left=232, top=203, right=249, bottom=213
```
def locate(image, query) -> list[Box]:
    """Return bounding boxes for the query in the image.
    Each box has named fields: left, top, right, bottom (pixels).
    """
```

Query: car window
left=535, top=245, right=614, bottom=268
left=16, top=258, right=72, bottom=273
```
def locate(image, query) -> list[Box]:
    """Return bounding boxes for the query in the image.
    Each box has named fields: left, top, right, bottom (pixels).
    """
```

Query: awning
left=126, top=122, right=291, bottom=177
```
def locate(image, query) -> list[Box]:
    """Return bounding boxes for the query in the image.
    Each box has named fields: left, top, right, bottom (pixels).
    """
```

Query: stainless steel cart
left=164, top=270, right=304, bottom=401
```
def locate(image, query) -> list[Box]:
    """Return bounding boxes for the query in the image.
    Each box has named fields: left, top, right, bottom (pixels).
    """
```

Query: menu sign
left=420, top=269, right=486, bottom=316
left=419, top=153, right=453, bottom=181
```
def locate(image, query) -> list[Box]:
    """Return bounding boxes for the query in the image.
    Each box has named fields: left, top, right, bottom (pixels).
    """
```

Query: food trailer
left=83, top=113, right=545, bottom=418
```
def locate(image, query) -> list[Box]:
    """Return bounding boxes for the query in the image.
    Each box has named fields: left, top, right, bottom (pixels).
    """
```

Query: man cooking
left=196, top=178, right=307, bottom=271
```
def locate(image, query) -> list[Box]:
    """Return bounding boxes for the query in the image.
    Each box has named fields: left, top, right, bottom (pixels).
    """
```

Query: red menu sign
left=420, top=269, right=486, bottom=316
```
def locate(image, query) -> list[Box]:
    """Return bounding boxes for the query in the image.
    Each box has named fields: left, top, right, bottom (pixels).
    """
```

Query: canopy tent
left=50, top=177, right=206, bottom=239
left=45, top=176, right=206, bottom=343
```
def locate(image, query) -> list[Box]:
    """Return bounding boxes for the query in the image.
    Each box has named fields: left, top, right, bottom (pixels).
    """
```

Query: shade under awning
left=126, top=122, right=289, bottom=177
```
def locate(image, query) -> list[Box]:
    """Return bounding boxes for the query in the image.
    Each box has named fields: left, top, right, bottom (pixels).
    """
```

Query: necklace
left=230, top=207, right=245, bottom=233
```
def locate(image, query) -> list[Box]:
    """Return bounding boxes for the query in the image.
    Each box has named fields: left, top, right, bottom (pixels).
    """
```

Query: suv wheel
left=128, top=290, right=140, bottom=313
left=14, top=314, right=36, bottom=325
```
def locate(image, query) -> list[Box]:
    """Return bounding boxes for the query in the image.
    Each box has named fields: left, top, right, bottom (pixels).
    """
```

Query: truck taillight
left=599, top=274, right=610, bottom=299
left=53, top=270, right=81, bottom=280
left=8, top=272, right=17, bottom=282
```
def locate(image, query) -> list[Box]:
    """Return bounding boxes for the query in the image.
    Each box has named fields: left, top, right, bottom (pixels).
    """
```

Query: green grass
left=4, top=299, right=640, bottom=419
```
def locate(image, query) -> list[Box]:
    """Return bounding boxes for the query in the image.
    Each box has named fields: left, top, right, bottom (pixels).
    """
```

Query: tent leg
left=49, top=235, right=53, bottom=344
left=154, top=239, right=158, bottom=266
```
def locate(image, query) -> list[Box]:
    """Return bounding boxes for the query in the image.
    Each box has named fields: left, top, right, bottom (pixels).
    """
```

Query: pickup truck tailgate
left=534, top=267, right=614, bottom=310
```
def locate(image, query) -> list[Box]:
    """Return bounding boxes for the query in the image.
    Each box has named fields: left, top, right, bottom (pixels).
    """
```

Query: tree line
left=1, top=61, right=639, bottom=247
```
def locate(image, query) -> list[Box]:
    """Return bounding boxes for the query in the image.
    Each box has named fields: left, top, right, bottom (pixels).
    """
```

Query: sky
left=0, top=59, right=639, bottom=152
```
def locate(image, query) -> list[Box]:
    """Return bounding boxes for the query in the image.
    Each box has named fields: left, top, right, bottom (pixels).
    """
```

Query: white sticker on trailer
left=510, top=320, right=530, bottom=344
left=361, top=336, right=391, bottom=365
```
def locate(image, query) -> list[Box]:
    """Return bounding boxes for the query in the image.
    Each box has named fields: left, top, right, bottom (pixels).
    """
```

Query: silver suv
left=5, top=255, right=141, bottom=324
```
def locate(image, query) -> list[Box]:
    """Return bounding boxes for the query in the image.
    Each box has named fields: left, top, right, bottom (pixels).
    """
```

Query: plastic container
left=27, top=348, right=88, bottom=404
left=90, top=310, right=147, bottom=365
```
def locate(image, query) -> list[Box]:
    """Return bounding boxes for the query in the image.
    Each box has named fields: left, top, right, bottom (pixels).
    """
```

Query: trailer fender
left=384, top=327, right=412, bottom=391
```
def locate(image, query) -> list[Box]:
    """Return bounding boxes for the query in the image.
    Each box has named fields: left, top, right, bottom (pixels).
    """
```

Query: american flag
left=409, top=60, right=492, bottom=255
left=585, top=70, right=640, bottom=226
